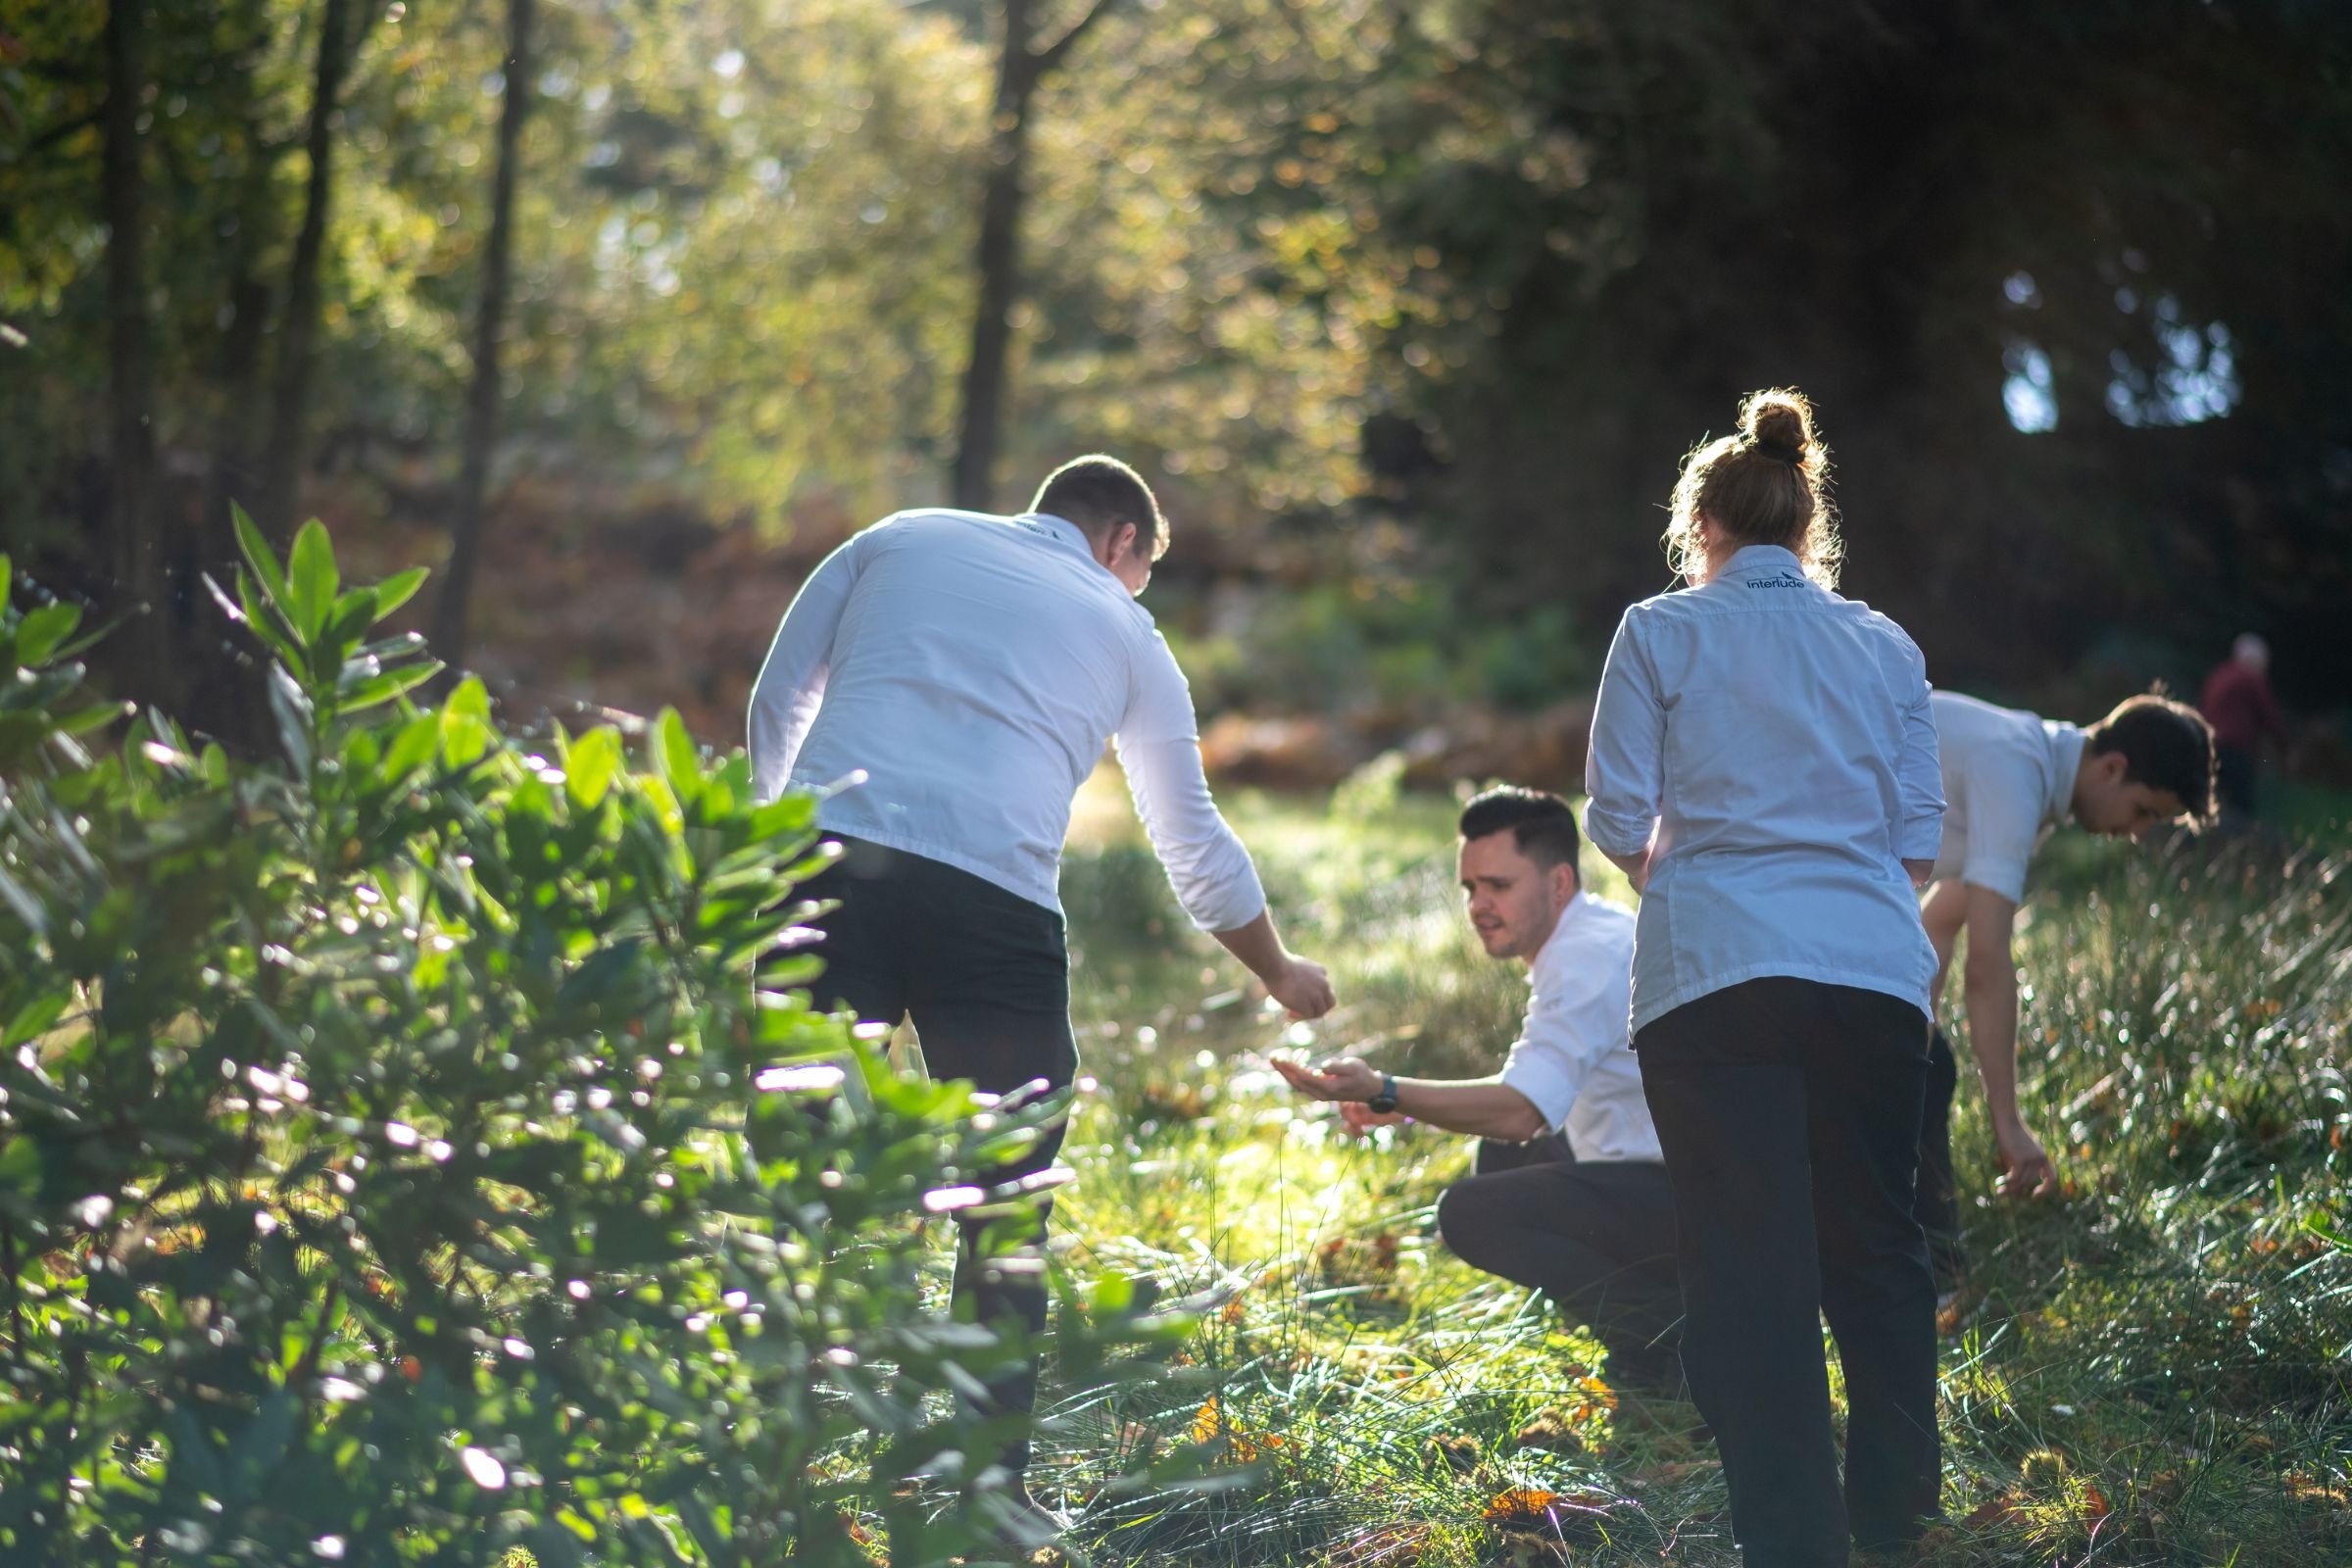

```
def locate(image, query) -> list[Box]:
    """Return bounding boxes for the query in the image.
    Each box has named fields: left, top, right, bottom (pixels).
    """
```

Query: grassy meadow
left=961, top=764, right=2352, bottom=1567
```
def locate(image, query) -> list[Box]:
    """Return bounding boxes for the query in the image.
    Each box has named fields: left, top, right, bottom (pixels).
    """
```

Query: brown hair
left=2086, top=691, right=2218, bottom=825
left=1664, top=387, right=1842, bottom=588
left=1032, top=454, right=1170, bottom=561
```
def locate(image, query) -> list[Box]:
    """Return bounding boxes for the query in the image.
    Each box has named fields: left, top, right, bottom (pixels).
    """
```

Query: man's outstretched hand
left=1271, top=1054, right=1402, bottom=1136
left=1272, top=1053, right=1377, bottom=1102
left=1994, top=1118, right=2058, bottom=1199
left=1266, top=956, right=1336, bottom=1020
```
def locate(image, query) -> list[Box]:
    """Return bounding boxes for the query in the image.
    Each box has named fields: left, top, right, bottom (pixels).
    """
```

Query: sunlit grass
left=994, top=767, right=2352, bottom=1566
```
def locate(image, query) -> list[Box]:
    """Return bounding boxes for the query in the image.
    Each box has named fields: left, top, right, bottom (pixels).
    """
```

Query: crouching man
left=1275, top=786, right=1679, bottom=1391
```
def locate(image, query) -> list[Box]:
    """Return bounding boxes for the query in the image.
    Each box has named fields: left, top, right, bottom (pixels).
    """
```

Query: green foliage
left=1172, top=576, right=1592, bottom=722
left=0, top=520, right=1182, bottom=1564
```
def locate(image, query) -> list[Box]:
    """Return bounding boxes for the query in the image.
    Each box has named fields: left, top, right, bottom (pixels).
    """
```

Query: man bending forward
left=749, top=455, right=1334, bottom=1519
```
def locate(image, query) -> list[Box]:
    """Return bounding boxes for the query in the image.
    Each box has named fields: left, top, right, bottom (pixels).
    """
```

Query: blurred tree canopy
left=2, top=0, right=2347, bottom=723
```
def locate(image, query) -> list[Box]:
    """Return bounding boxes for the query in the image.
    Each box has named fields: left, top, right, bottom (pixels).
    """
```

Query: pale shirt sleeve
left=1895, top=654, right=1946, bottom=863
left=1112, top=629, right=1267, bottom=933
left=746, top=527, right=873, bottom=804
left=1583, top=607, right=1665, bottom=858
left=1954, top=752, right=2044, bottom=903
left=1496, top=928, right=1627, bottom=1133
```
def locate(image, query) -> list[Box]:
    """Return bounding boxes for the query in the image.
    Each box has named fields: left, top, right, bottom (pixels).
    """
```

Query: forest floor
left=959, top=775, right=2352, bottom=1567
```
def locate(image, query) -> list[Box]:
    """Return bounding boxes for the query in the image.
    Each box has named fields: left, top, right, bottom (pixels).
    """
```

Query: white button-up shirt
left=748, top=509, right=1266, bottom=930
left=1928, top=691, right=2085, bottom=904
left=1496, top=892, right=1661, bottom=1163
left=1584, top=545, right=1944, bottom=1033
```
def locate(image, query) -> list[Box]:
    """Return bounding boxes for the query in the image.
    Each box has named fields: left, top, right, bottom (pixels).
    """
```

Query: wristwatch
left=1366, top=1073, right=1399, bottom=1115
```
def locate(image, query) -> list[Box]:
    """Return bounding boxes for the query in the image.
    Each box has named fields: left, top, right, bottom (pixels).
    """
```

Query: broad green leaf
left=371, top=566, right=429, bottom=622
left=58, top=703, right=128, bottom=738
left=441, top=676, right=493, bottom=767
left=231, top=503, right=290, bottom=609
left=268, top=663, right=316, bottom=773
left=567, top=727, right=624, bottom=811
left=16, top=603, right=77, bottom=665
left=335, top=662, right=441, bottom=714
left=317, top=591, right=381, bottom=683
left=380, top=713, right=440, bottom=783
left=0, top=990, right=65, bottom=1049
left=288, top=518, right=339, bottom=641
left=656, top=708, right=702, bottom=806
left=235, top=567, right=306, bottom=670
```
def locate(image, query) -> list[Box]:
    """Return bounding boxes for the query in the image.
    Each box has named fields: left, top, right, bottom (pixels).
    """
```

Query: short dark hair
left=1457, top=785, right=1582, bottom=872
left=2087, top=692, right=2217, bottom=824
left=1031, top=454, right=1168, bottom=560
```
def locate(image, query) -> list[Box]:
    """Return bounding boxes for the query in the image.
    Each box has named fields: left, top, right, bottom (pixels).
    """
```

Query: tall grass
left=998, top=775, right=2351, bottom=1566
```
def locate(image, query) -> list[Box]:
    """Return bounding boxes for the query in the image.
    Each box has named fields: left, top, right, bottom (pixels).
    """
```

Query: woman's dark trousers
left=1636, top=977, right=1939, bottom=1566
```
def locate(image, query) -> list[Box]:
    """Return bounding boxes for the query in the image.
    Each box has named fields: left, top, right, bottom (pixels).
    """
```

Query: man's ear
left=1552, top=859, right=1579, bottom=905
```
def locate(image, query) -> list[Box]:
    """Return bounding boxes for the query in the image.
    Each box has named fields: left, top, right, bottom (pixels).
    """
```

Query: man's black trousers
left=1636, top=977, right=1940, bottom=1567
left=1439, top=1134, right=1681, bottom=1389
left=783, top=835, right=1078, bottom=1479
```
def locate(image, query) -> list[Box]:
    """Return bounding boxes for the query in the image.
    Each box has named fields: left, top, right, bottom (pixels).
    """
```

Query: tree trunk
left=258, top=0, right=354, bottom=548
left=949, top=0, right=1120, bottom=512
left=101, top=0, right=158, bottom=653
left=206, top=0, right=283, bottom=567
left=950, top=0, right=1037, bottom=513
left=429, top=0, right=535, bottom=669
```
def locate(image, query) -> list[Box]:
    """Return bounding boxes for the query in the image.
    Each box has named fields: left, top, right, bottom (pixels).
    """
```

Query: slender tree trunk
left=950, top=0, right=1036, bottom=513
left=259, top=0, right=354, bottom=547
left=949, top=0, right=1121, bottom=512
left=207, top=0, right=281, bottom=559
left=430, top=0, right=534, bottom=668
left=101, top=0, right=158, bottom=647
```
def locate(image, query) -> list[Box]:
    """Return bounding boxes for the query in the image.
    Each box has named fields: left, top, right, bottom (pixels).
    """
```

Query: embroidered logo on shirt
left=1741, top=570, right=1807, bottom=590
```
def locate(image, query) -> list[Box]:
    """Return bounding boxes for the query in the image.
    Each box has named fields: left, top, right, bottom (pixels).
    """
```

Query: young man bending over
left=749, top=455, right=1335, bottom=1530
left=1919, top=691, right=2215, bottom=1290
left=1275, top=787, right=1678, bottom=1391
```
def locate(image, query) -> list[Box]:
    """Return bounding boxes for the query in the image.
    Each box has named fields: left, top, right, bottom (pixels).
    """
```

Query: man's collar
left=1532, top=890, right=1590, bottom=960
left=1023, top=511, right=1096, bottom=558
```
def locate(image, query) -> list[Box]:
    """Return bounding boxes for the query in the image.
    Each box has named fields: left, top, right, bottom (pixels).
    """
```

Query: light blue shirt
left=1583, top=545, right=1944, bottom=1033
left=747, top=509, right=1266, bottom=930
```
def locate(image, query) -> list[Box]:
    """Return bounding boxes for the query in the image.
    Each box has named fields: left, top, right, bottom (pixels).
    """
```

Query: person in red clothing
left=2201, top=634, right=2289, bottom=822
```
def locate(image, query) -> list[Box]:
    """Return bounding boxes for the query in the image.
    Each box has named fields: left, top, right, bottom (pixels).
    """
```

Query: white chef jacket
left=748, top=509, right=1265, bottom=930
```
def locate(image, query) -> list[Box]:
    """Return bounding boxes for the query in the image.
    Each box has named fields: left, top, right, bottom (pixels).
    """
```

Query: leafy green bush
left=0, top=516, right=1173, bottom=1565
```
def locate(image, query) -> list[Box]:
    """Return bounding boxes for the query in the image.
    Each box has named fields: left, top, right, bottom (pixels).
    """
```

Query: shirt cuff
left=1898, top=814, right=1945, bottom=863
left=1961, top=861, right=2029, bottom=905
left=1497, top=1047, right=1574, bottom=1133
left=1583, top=801, right=1655, bottom=858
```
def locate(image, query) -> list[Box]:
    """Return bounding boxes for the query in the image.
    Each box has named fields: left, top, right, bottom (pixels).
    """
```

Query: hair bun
left=1740, top=388, right=1816, bottom=464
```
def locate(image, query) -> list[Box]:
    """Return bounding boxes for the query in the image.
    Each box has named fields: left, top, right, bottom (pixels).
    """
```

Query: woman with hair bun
left=1583, top=389, right=1945, bottom=1565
